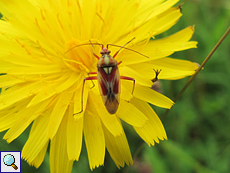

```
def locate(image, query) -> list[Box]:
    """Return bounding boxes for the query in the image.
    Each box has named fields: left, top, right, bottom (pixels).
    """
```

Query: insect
left=67, top=38, right=160, bottom=115
left=151, top=69, right=162, bottom=83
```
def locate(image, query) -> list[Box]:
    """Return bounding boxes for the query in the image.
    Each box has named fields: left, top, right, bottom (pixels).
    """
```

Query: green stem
left=161, top=26, right=230, bottom=119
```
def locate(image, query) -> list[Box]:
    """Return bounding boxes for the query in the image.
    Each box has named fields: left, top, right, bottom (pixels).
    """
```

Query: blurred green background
left=1, top=0, right=230, bottom=172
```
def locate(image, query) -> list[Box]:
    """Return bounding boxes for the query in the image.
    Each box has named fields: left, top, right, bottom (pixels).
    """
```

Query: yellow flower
left=0, top=0, right=198, bottom=172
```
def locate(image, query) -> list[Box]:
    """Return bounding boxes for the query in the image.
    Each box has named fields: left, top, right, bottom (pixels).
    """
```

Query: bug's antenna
left=110, top=45, right=149, bottom=59
left=65, top=42, right=103, bottom=54
left=89, top=40, right=101, bottom=59
left=108, top=37, right=149, bottom=59
left=111, top=37, right=136, bottom=58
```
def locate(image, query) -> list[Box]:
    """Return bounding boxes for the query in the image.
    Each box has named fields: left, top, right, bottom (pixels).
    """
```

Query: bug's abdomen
left=97, top=65, right=120, bottom=114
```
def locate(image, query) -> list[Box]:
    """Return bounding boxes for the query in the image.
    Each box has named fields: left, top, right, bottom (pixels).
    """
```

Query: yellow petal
left=55, top=72, right=81, bottom=93
left=67, top=105, right=83, bottom=161
left=0, top=81, right=42, bottom=110
left=117, top=26, right=197, bottom=65
left=0, top=54, right=50, bottom=67
left=120, top=65, right=152, bottom=86
left=150, top=57, right=198, bottom=79
left=50, top=111, right=73, bottom=173
left=7, top=65, right=64, bottom=75
left=0, top=75, right=24, bottom=88
left=0, top=19, right=24, bottom=38
left=103, top=0, right=139, bottom=43
left=84, top=109, right=105, bottom=170
left=0, top=0, right=63, bottom=54
left=126, top=2, right=181, bottom=41
left=47, top=92, right=74, bottom=139
left=0, top=0, right=38, bottom=22
left=160, top=25, right=195, bottom=42
left=137, top=0, right=179, bottom=22
left=131, top=97, right=167, bottom=146
left=27, top=73, right=79, bottom=108
left=116, top=99, right=148, bottom=127
left=0, top=61, right=18, bottom=73
left=120, top=81, right=133, bottom=101
left=102, top=119, right=133, bottom=168
left=3, top=96, right=53, bottom=143
left=151, top=7, right=182, bottom=36
left=0, top=110, right=17, bottom=132
left=0, top=99, right=30, bottom=132
left=88, top=91, right=123, bottom=136
left=128, top=57, right=198, bottom=80
left=22, top=110, right=50, bottom=167
left=29, top=141, right=49, bottom=168
left=134, top=84, right=174, bottom=109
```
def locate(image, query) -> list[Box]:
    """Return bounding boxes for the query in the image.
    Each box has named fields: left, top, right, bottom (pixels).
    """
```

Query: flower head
left=0, top=0, right=197, bottom=172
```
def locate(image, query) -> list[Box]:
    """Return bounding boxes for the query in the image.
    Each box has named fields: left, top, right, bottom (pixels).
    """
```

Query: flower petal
left=162, top=25, right=195, bottom=42
left=151, top=7, right=182, bottom=36
left=134, top=84, right=174, bottom=109
left=84, top=109, right=105, bottom=170
left=102, top=119, right=133, bottom=168
left=27, top=72, right=80, bottom=108
left=7, top=65, right=64, bottom=75
left=120, top=66, right=152, bottom=86
left=0, top=81, right=42, bottom=110
left=128, top=57, right=198, bottom=80
left=22, top=110, right=50, bottom=168
left=0, top=75, right=24, bottom=88
left=137, top=0, right=179, bottom=22
left=117, top=99, right=148, bottom=127
left=50, top=111, right=73, bottom=173
left=117, top=26, right=197, bottom=65
left=131, top=97, right=167, bottom=146
left=29, top=141, right=49, bottom=168
left=0, top=99, right=30, bottom=132
left=88, top=91, right=123, bottom=136
left=3, top=97, right=53, bottom=143
left=47, top=92, right=74, bottom=139
left=67, top=105, right=83, bottom=161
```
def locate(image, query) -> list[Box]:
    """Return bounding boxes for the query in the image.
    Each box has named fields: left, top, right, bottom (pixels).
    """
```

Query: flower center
left=65, top=39, right=96, bottom=73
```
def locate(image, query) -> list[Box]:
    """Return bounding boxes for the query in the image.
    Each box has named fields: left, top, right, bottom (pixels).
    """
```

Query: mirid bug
left=66, top=38, right=160, bottom=115
left=79, top=39, right=136, bottom=114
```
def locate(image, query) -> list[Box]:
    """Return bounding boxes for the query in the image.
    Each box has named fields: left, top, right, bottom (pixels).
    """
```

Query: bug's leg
left=87, top=72, right=97, bottom=89
left=88, top=72, right=97, bottom=74
left=120, top=76, right=135, bottom=102
left=117, top=61, right=122, bottom=65
left=151, top=69, right=162, bottom=83
left=74, top=76, right=98, bottom=116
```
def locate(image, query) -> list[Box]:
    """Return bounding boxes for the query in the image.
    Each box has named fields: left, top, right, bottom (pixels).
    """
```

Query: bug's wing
left=97, top=65, right=120, bottom=114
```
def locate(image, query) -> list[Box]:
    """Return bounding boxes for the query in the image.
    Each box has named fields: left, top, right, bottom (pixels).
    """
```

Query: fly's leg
left=120, top=76, right=135, bottom=102
left=74, top=76, right=97, bottom=115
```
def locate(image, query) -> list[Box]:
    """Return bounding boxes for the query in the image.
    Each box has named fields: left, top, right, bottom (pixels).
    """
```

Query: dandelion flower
left=0, top=0, right=198, bottom=172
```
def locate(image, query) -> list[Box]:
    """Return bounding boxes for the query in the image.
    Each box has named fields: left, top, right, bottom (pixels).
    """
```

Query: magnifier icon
left=3, top=154, right=18, bottom=170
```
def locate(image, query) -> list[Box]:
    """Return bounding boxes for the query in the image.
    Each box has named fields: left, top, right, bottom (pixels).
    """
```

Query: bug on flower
left=66, top=38, right=161, bottom=115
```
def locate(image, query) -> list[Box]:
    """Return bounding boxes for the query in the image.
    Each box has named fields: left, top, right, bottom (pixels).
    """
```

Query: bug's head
left=100, top=47, right=111, bottom=55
